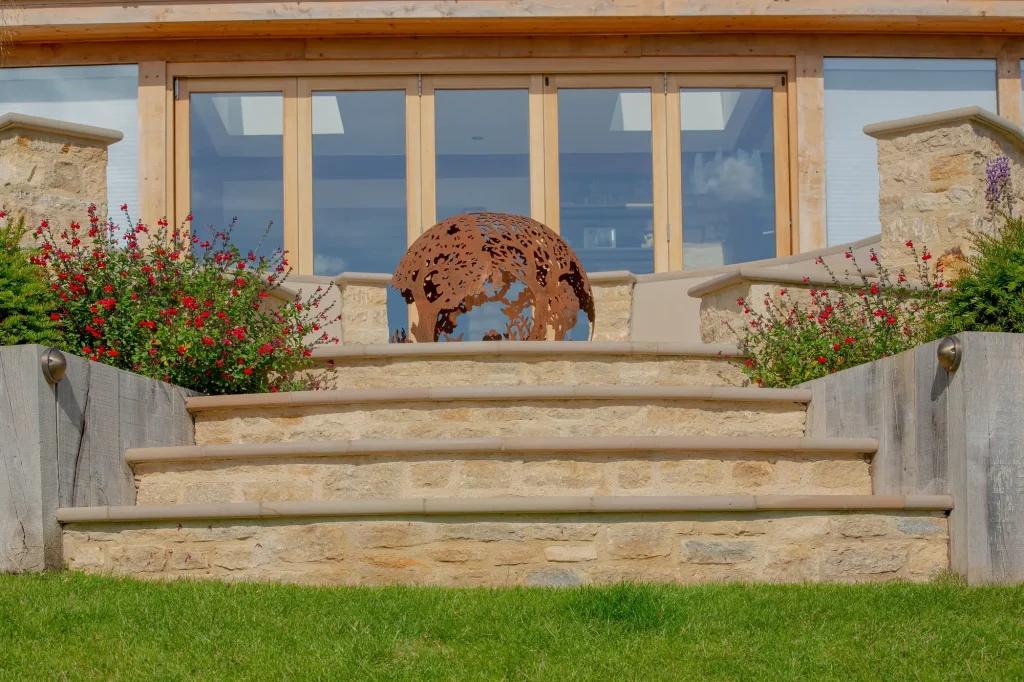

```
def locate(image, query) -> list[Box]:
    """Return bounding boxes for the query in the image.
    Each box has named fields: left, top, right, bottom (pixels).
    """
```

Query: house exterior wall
left=4, top=8, right=1024, bottom=278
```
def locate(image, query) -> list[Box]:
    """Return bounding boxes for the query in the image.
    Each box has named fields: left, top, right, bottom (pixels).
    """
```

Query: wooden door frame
left=667, top=73, right=793, bottom=270
left=419, top=75, right=545, bottom=229
left=172, top=77, right=300, bottom=259
left=543, top=74, right=668, bottom=271
left=296, top=76, right=418, bottom=273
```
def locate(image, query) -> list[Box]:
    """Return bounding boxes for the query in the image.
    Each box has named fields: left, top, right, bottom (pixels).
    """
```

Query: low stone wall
left=336, top=273, right=390, bottom=345
left=134, top=452, right=870, bottom=505
left=866, top=107, right=1024, bottom=278
left=590, top=272, right=635, bottom=341
left=61, top=511, right=948, bottom=585
left=0, top=345, right=194, bottom=572
left=0, top=113, right=121, bottom=237
left=803, top=332, right=1024, bottom=584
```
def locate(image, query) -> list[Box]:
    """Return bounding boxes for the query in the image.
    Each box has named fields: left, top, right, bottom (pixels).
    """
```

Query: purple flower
left=986, top=155, right=1011, bottom=212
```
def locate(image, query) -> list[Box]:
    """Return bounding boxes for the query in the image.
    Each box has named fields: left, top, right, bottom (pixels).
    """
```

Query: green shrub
left=938, top=215, right=1024, bottom=335
left=737, top=246, right=945, bottom=388
left=31, top=206, right=340, bottom=394
left=0, top=211, right=63, bottom=348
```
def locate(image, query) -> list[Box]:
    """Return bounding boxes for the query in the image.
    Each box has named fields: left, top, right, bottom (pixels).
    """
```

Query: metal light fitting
left=41, top=347, right=67, bottom=384
left=936, top=336, right=962, bottom=372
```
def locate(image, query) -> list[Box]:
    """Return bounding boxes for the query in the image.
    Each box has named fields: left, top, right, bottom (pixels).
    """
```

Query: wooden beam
left=4, top=34, right=1023, bottom=69
left=137, top=61, right=167, bottom=231
left=998, top=51, right=1023, bottom=127
left=11, top=1, right=1024, bottom=44
left=795, top=54, right=826, bottom=252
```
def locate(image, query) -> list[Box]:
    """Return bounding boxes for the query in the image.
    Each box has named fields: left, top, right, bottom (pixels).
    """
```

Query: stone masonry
left=192, top=399, right=807, bottom=443
left=133, top=451, right=871, bottom=505
left=0, top=113, right=122, bottom=239
left=866, top=107, right=1024, bottom=279
left=62, top=511, right=949, bottom=586
left=316, top=354, right=748, bottom=389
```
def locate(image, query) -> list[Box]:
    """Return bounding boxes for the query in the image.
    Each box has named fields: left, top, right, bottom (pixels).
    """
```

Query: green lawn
left=1, top=573, right=1022, bottom=681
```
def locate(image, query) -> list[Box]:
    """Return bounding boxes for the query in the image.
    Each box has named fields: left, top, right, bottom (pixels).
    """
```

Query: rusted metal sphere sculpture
left=390, top=212, right=595, bottom=342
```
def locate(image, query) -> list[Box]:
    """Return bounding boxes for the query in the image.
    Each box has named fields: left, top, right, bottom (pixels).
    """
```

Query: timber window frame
left=169, top=61, right=796, bottom=275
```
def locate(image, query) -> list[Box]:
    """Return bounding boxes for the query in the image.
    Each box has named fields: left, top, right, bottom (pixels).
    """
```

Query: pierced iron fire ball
left=390, top=213, right=595, bottom=343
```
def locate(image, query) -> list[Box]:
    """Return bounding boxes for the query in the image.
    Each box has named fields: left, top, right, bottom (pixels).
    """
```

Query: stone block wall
left=337, top=274, right=390, bottom=345
left=0, top=113, right=122, bottom=238
left=866, top=107, right=1024, bottom=279
left=590, top=273, right=635, bottom=341
left=61, top=511, right=949, bottom=586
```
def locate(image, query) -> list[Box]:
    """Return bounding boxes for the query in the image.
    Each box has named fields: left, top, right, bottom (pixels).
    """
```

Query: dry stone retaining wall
left=62, top=511, right=949, bottom=586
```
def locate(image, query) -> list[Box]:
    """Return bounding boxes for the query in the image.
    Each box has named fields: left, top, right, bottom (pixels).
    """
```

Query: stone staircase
left=57, top=341, right=952, bottom=587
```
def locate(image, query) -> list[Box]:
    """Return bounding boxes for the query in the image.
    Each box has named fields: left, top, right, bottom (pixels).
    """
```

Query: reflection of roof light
left=211, top=94, right=283, bottom=136
left=209, top=93, right=344, bottom=136
left=610, top=91, right=743, bottom=132
left=313, top=94, right=345, bottom=135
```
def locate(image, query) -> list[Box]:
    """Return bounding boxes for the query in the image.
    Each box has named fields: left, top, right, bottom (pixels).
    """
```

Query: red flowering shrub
left=32, top=206, right=339, bottom=394
left=737, top=244, right=945, bottom=388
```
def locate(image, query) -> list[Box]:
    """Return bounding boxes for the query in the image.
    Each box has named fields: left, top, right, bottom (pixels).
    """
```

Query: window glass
left=0, top=65, right=139, bottom=221
left=311, top=89, right=409, bottom=338
left=312, top=90, right=406, bottom=275
left=681, top=88, right=775, bottom=268
left=824, top=58, right=997, bottom=246
left=189, top=92, right=284, bottom=257
left=435, top=89, right=531, bottom=220
left=557, top=88, right=654, bottom=275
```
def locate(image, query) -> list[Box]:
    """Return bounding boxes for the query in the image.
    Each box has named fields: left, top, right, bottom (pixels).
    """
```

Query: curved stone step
left=127, top=436, right=878, bottom=505
left=58, top=494, right=953, bottom=523
left=307, top=341, right=747, bottom=388
left=188, top=385, right=812, bottom=444
left=59, top=496, right=952, bottom=586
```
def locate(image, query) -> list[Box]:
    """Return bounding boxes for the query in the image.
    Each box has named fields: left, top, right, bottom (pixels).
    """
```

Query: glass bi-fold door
left=668, top=74, right=792, bottom=270
left=173, top=73, right=792, bottom=277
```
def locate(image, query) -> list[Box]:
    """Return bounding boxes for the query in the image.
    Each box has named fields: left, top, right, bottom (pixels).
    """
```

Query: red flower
left=104, top=285, right=114, bottom=293
left=844, top=337, right=856, bottom=344
left=905, top=240, right=913, bottom=248
left=832, top=344, right=840, bottom=351
left=202, top=337, right=214, bottom=346
left=177, top=346, right=187, bottom=354
left=49, top=313, right=60, bottom=321
left=243, top=368, right=253, bottom=375
left=887, top=316, right=897, bottom=325
left=817, top=356, right=827, bottom=364
left=120, top=204, right=128, bottom=212
left=844, top=251, right=852, bottom=259
left=921, top=252, right=932, bottom=261
left=869, top=253, right=878, bottom=262
left=106, top=349, right=119, bottom=357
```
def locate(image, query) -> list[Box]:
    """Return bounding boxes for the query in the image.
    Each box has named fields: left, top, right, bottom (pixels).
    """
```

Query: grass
left=1, top=572, right=1023, bottom=681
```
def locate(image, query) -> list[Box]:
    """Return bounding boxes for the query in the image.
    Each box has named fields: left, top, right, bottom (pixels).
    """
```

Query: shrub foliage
left=0, top=211, right=64, bottom=348
left=737, top=246, right=945, bottom=388
left=939, top=216, right=1024, bottom=335
left=31, top=206, right=339, bottom=394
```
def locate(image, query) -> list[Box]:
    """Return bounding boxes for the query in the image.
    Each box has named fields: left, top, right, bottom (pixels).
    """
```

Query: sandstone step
left=128, top=436, right=878, bottom=505
left=309, top=341, right=747, bottom=389
left=188, top=385, right=811, bottom=444
left=58, top=495, right=953, bottom=586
